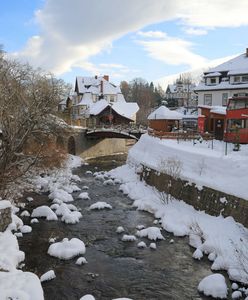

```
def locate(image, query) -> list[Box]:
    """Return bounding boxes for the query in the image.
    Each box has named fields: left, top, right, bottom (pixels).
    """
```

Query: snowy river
left=19, top=155, right=230, bottom=300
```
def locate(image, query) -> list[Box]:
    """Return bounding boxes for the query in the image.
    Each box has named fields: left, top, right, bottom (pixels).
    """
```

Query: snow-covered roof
left=148, top=106, right=183, bottom=120
left=227, top=69, right=248, bottom=76
left=89, top=99, right=109, bottom=115
left=207, top=53, right=248, bottom=73
left=112, top=102, right=139, bottom=120
left=195, top=81, right=248, bottom=91
left=204, top=72, right=222, bottom=77
left=76, top=93, right=93, bottom=106
left=76, top=76, right=119, bottom=95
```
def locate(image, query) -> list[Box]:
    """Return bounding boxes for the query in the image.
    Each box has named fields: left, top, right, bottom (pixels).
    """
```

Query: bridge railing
left=87, top=124, right=147, bottom=134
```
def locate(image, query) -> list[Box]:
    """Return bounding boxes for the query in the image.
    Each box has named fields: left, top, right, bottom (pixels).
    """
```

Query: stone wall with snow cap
left=0, top=200, right=12, bottom=232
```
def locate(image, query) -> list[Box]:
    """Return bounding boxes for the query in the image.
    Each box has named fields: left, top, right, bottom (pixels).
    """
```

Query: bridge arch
left=68, top=136, right=76, bottom=155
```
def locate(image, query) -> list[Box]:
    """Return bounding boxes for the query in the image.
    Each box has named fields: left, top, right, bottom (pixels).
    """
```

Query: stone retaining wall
left=0, top=207, right=12, bottom=232
left=141, top=166, right=248, bottom=227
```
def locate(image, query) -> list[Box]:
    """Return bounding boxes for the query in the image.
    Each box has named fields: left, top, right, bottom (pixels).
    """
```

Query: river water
left=19, top=155, right=231, bottom=300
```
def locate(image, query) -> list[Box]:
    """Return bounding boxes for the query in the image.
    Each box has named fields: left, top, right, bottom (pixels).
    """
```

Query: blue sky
left=1, top=0, right=248, bottom=88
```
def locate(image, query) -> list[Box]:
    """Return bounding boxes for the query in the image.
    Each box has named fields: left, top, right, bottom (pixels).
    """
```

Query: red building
left=224, top=97, right=248, bottom=143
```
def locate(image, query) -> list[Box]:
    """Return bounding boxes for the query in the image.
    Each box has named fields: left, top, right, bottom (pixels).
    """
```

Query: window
left=204, top=94, right=212, bottom=106
left=234, top=76, right=241, bottom=83
left=222, top=93, right=228, bottom=106
left=242, top=75, right=248, bottom=82
left=110, top=95, right=115, bottom=102
left=228, top=99, right=247, bottom=109
left=227, top=119, right=247, bottom=132
left=210, top=78, right=216, bottom=84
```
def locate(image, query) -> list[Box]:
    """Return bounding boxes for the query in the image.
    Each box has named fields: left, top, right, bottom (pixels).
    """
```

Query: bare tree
left=0, top=53, right=70, bottom=197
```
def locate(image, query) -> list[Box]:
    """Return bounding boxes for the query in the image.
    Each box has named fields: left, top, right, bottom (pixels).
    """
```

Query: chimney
left=246, top=48, right=248, bottom=57
left=95, top=75, right=98, bottom=79
left=103, top=75, right=109, bottom=81
left=100, top=80, right=103, bottom=94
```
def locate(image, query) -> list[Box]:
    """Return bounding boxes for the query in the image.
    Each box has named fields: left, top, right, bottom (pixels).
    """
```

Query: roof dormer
left=204, top=72, right=221, bottom=86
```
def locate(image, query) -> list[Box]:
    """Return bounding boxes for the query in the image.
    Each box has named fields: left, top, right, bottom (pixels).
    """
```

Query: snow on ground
left=40, top=270, right=56, bottom=282
left=108, top=163, right=248, bottom=284
left=31, top=206, right=58, bottom=221
left=198, top=273, right=228, bottom=299
left=47, top=238, right=86, bottom=260
left=128, top=133, right=248, bottom=200
left=89, top=201, right=112, bottom=210
left=136, top=227, right=165, bottom=241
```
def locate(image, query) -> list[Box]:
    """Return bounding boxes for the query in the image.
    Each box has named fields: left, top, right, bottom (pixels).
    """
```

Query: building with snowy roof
left=60, top=75, right=139, bottom=127
left=195, top=48, right=248, bottom=139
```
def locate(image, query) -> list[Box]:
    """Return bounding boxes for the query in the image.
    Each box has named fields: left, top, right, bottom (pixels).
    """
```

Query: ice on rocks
left=198, top=274, right=228, bottom=299
left=89, top=201, right=112, bottom=210
left=121, top=235, right=137, bottom=242
left=78, top=192, right=90, bottom=200
left=136, top=227, right=165, bottom=241
left=31, top=206, right=58, bottom=221
left=48, top=189, right=73, bottom=203
left=116, top=226, right=125, bottom=234
left=48, top=238, right=86, bottom=260
left=20, top=210, right=30, bottom=217
left=20, top=225, right=32, bottom=234
left=40, top=270, right=56, bottom=282
left=193, top=248, right=203, bottom=260
left=75, top=257, right=88, bottom=265
left=137, top=241, right=147, bottom=248
left=149, top=242, right=157, bottom=250
left=30, top=218, right=39, bottom=224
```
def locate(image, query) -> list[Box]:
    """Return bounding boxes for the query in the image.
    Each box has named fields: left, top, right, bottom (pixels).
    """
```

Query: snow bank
left=136, top=227, right=165, bottom=241
left=48, top=238, right=86, bottom=260
left=0, top=200, right=12, bottom=209
left=31, top=206, right=58, bottom=221
left=0, top=270, right=44, bottom=300
left=108, top=163, right=248, bottom=284
left=198, top=273, right=228, bottom=299
left=128, top=133, right=248, bottom=200
left=40, top=270, right=56, bottom=282
left=89, top=202, right=112, bottom=210
left=0, top=231, right=25, bottom=271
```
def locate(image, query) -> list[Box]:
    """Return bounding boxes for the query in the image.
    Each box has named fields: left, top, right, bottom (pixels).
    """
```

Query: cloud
left=137, top=35, right=207, bottom=69
left=154, top=54, right=238, bottom=89
left=137, top=31, right=167, bottom=39
left=11, top=0, right=248, bottom=75
left=183, top=27, right=208, bottom=36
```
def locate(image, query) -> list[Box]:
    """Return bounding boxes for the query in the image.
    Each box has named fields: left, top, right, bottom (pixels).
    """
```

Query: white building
left=195, top=49, right=248, bottom=107
left=62, top=75, right=139, bottom=125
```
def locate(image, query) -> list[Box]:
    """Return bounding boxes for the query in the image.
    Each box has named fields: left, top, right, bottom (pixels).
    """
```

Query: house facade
left=195, top=48, right=248, bottom=139
left=165, top=80, right=197, bottom=108
left=60, top=75, right=139, bottom=127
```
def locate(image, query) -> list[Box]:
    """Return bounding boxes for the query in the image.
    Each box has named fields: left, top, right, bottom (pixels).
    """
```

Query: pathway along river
left=19, top=155, right=231, bottom=300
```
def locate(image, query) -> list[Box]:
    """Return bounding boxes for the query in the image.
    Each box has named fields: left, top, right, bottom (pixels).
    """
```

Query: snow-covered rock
left=20, top=210, right=30, bottom=217
left=193, top=248, right=203, bottom=260
left=20, top=225, right=32, bottom=234
left=136, top=227, right=165, bottom=241
left=61, top=211, right=82, bottom=224
left=136, top=225, right=145, bottom=230
left=232, top=283, right=239, bottom=290
left=26, top=197, right=34, bottom=202
left=85, top=170, right=93, bottom=175
left=66, top=204, right=78, bottom=211
left=149, top=242, right=157, bottom=250
left=14, top=232, right=23, bottom=238
left=80, top=295, right=95, bottom=300
left=55, top=203, right=70, bottom=217
left=30, top=218, right=39, bottom=224
left=137, top=241, right=147, bottom=248
left=116, top=226, right=125, bottom=234
left=0, top=270, right=44, bottom=300
left=82, top=185, right=89, bottom=190
left=50, top=203, right=60, bottom=210
left=48, top=238, right=86, bottom=260
left=232, top=291, right=242, bottom=299
left=75, top=257, right=88, bottom=265
left=78, top=192, right=90, bottom=200
left=89, top=202, right=112, bottom=210
left=31, top=206, right=58, bottom=221
left=40, top=270, right=56, bottom=282
left=103, top=179, right=114, bottom=186
left=198, top=274, right=228, bottom=299
left=121, top=235, right=137, bottom=242
left=114, top=178, right=121, bottom=184
left=48, top=189, right=73, bottom=203
left=169, top=239, right=174, bottom=244
left=208, top=252, right=216, bottom=261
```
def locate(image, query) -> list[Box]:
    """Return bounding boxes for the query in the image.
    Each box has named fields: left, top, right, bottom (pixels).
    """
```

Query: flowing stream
left=19, top=155, right=231, bottom=300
